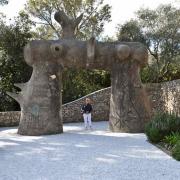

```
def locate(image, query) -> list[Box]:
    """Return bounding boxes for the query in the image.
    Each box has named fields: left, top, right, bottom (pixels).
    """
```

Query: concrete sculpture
left=7, top=10, right=151, bottom=135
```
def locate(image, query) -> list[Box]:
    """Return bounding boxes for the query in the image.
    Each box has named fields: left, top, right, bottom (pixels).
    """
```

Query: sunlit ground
left=0, top=121, right=180, bottom=180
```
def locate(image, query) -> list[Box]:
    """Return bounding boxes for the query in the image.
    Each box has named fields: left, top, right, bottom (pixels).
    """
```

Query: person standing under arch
left=81, top=98, right=93, bottom=130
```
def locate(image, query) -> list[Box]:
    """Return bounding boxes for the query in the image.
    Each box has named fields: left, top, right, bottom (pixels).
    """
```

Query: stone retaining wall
left=0, top=80, right=179, bottom=127
left=0, top=111, right=20, bottom=127
left=62, top=87, right=110, bottom=123
left=146, top=79, right=180, bottom=116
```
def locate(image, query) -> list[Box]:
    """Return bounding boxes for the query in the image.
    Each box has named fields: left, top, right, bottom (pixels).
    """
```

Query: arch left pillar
left=7, top=11, right=83, bottom=136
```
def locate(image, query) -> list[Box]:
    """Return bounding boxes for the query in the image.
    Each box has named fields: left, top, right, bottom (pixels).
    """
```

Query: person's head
left=85, top=98, right=91, bottom=104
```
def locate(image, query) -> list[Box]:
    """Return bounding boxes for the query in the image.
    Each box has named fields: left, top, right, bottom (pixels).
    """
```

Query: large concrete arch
left=7, top=11, right=151, bottom=135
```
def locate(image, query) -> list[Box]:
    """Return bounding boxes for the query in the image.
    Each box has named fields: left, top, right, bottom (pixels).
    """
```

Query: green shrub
left=172, top=141, right=180, bottom=161
left=145, top=126, right=163, bottom=143
left=145, top=112, right=180, bottom=143
left=163, top=132, right=180, bottom=147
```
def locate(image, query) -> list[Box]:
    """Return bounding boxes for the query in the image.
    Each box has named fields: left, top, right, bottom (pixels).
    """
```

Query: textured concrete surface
left=8, top=32, right=149, bottom=135
left=0, top=121, right=179, bottom=180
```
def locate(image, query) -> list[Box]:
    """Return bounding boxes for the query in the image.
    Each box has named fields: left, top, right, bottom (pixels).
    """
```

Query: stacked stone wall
left=146, top=79, right=180, bottom=116
left=0, top=111, right=20, bottom=127
left=0, top=80, right=179, bottom=126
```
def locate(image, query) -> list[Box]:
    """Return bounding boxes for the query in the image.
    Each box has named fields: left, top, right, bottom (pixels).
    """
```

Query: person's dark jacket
left=81, top=103, right=92, bottom=114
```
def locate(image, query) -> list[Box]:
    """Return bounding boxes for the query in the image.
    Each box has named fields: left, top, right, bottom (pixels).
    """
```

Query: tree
left=62, top=69, right=110, bottom=103
left=24, top=0, right=111, bottom=40
left=116, top=4, right=180, bottom=83
left=0, top=13, right=33, bottom=111
left=116, top=20, right=146, bottom=43
left=138, top=5, right=180, bottom=82
left=0, top=0, right=8, bottom=5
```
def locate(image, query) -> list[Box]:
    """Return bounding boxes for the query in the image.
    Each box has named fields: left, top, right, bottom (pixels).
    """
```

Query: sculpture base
left=18, top=123, right=63, bottom=136
left=17, top=110, right=63, bottom=136
left=17, top=128, right=63, bottom=136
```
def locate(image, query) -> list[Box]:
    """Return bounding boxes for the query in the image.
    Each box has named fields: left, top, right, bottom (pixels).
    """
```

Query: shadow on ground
left=0, top=121, right=180, bottom=180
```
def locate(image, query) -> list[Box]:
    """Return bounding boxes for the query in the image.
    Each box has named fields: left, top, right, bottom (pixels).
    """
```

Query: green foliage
left=145, top=111, right=180, bottom=161
left=145, top=126, right=163, bottom=143
left=172, top=141, right=180, bottom=161
left=25, top=0, right=111, bottom=40
left=145, top=112, right=180, bottom=143
left=141, top=57, right=180, bottom=83
left=163, top=132, right=180, bottom=147
left=140, top=65, right=158, bottom=83
left=0, top=0, right=8, bottom=5
left=0, top=14, right=33, bottom=111
left=116, top=4, right=180, bottom=83
left=116, top=20, right=146, bottom=43
left=62, top=69, right=110, bottom=103
left=139, top=5, right=180, bottom=82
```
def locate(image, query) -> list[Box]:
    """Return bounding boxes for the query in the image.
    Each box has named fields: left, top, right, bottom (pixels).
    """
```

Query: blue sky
left=0, top=0, right=179, bottom=37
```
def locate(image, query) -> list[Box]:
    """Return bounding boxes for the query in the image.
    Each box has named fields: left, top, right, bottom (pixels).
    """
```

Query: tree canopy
left=24, top=0, right=111, bottom=40
left=116, top=4, right=180, bottom=83
left=0, top=0, right=8, bottom=5
left=0, top=13, right=33, bottom=111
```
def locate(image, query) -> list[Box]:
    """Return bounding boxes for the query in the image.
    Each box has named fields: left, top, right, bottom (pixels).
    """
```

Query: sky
left=0, top=0, right=179, bottom=37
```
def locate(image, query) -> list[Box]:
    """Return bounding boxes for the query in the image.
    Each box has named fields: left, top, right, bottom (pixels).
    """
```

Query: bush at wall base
left=172, top=141, right=180, bottom=161
left=145, top=112, right=180, bottom=143
left=145, top=126, right=163, bottom=143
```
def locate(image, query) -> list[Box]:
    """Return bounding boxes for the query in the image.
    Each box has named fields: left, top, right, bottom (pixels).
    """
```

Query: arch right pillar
left=109, top=47, right=152, bottom=133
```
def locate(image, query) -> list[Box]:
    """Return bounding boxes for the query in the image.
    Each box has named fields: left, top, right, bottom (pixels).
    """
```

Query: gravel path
left=0, top=121, right=180, bottom=180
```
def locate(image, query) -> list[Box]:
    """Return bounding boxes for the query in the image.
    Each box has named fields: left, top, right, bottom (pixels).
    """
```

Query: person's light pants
left=83, top=113, right=92, bottom=128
